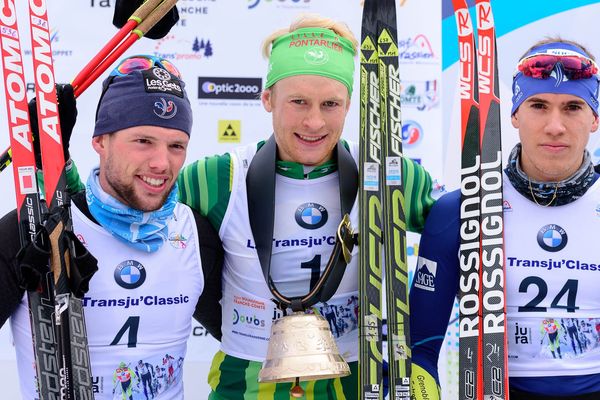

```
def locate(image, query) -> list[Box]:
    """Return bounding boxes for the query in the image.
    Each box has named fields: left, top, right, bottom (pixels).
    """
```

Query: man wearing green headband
left=177, top=14, right=435, bottom=399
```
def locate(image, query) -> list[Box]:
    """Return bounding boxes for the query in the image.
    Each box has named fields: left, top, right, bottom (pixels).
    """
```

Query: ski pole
left=70, top=0, right=164, bottom=92
left=73, top=0, right=178, bottom=97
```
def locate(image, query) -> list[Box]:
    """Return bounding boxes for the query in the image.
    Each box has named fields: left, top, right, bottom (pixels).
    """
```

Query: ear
left=511, top=112, right=519, bottom=129
left=592, top=114, right=600, bottom=133
left=91, top=135, right=107, bottom=155
left=261, top=88, right=273, bottom=112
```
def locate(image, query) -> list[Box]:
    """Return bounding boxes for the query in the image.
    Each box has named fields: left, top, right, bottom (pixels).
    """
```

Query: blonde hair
left=261, top=13, right=358, bottom=59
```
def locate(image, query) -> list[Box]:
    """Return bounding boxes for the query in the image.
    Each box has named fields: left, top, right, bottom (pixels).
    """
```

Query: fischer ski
left=359, top=0, right=409, bottom=398
left=452, top=1, right=508, bottom=399
left=359, top=0, right=384, bottom=397
left=377, top=0, right=411, bottom=399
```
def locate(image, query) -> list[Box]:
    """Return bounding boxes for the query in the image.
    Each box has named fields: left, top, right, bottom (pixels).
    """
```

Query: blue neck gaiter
left=85, top=167, right=177, bottom=252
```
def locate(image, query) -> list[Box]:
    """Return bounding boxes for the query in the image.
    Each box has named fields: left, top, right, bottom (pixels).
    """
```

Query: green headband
left=266, top=27, right=356, bottom=95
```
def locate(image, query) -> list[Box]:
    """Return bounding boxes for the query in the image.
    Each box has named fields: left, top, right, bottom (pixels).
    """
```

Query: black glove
left=113, top=0, right=179, bottom=40
left=17, top=206, right=98, bottom=296
left=28, top=83, right=76, bottom=169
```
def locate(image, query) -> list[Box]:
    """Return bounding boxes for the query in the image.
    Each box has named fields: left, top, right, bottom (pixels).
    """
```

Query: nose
left=544, top=109, right=567, bottom=136
left=148, top=145, right=169, bottom=172
left=303, top=105, right=326, bottom=131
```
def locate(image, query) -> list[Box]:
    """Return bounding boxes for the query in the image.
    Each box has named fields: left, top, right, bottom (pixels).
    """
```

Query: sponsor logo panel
left=114, top=260, right=147, bottom=289
left=218, top=120, right=241, bottom=143
left=397, top=34, right=437, bottom=64
left=247, top=0, right=311, bottom=10
left=401, top=120, right=424, bottom=147
left=536, top=224, right=567, bottom=253
left=401, top=80, right=439, bottom=111
left=295, top=202, right=328, bottom=230
left=198, top=77, right=262, bottom=100
left=414, top=256, right=437, bottom=292
left=154, top=35, right=214, bottom=62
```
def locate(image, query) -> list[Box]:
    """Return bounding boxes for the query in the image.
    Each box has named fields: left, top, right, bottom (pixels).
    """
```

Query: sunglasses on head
left=110, top=55, right=182, bottom=79
left=517, top=52, right=599, bottom=80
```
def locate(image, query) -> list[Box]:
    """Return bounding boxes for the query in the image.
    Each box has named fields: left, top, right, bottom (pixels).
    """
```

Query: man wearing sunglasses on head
left=0, top=56, right=224, bottom=399
left=410, top=38, right=600, bottom=400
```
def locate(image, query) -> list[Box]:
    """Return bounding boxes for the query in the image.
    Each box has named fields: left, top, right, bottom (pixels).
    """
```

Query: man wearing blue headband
left=0, top=56, right=224, bottom=399
left=411, top=38, right=600, bottom=400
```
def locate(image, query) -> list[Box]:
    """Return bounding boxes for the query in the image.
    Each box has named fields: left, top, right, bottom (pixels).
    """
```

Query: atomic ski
left=359, top=0, right=409, bottom=398
left=359, top=0, right=385, bottom=397
left=0, top=1, right=94, bottom=398
left=0, top=3, right=60, bottom=398
left=377, top=0, right=411, bottom=399
left=28, top=1, right=95, bottom=398
left=452, top=1, right=508, bottom=399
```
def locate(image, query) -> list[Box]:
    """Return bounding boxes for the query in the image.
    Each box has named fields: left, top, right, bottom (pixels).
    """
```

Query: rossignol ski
left=474, top=1, right=508, bottom=399
left=359, top=0, right=409, bottom=398
left=0, top=1, right=94, bottom=398
left=452, top=1, right=482, bottom=399
left=452, top=1, right=508, bottom=399
left=377, top=0, right=411, bottom=399
left=359, top=0, right=384, bottom=397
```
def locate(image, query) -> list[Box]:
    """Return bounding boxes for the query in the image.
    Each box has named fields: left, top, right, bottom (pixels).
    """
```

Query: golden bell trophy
left=258, top=215, right=356, bottom=398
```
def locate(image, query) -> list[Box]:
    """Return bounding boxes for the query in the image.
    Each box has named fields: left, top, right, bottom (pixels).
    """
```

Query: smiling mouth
left=141, top=176, right=167, bottom=187
left=297, top=134, right=326, bottom=143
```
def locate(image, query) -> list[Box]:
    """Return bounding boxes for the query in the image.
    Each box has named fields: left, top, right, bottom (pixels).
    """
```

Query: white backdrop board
left=6, top=0, right=598, bottom=398
left=0, top=1, right=441, bottom=398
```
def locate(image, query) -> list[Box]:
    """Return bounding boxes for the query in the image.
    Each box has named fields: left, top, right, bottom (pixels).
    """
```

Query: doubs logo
left=233, top=309, right=265, bottom=329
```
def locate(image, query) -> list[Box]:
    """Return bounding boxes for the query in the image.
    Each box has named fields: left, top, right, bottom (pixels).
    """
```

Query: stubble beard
left=103, top=161, right=172, bottom=212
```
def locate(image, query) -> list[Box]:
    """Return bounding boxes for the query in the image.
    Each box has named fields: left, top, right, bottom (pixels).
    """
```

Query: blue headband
left=511, top=42, right=600, bottom=115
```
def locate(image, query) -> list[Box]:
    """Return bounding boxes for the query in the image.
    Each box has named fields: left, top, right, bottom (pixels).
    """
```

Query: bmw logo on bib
left=537, top=224, right=568, bottom=253
left=114, top=260, right=147, bottom=289
left=295, top=202, right=328, bottom=230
